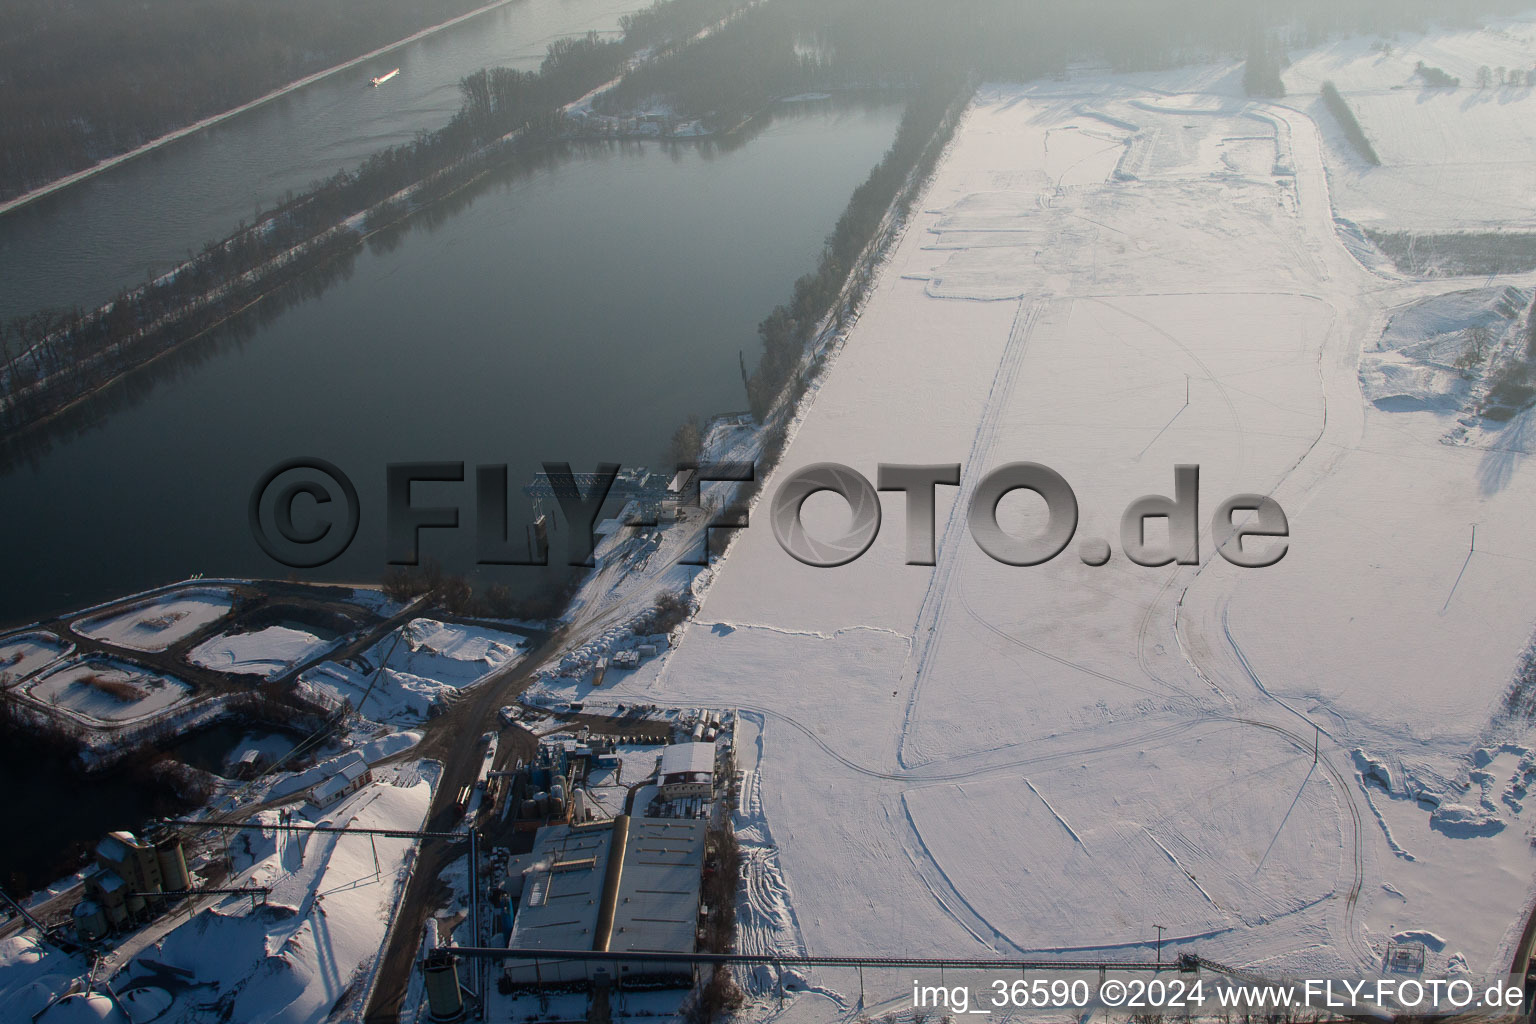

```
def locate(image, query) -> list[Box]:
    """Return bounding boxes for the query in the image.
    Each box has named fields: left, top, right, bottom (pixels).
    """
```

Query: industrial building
left=73, top=829, right=190, bottom=941
left=502, top=815, right=705, bottom=986
left=657, top=741, right=716, bottom=801
left=307, top=750, right=371, bottom=809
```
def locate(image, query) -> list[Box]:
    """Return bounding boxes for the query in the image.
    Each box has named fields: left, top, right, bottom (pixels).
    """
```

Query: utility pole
left=1314, top=724, right=1319, bottom=766
left=1155, top=924, right=1166, bottom=967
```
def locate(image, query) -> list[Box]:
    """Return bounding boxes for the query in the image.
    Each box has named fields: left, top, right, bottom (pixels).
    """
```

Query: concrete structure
left=657, top=742, right=715, bottom=801
left=95, top=831, right=163, bottom=895
left=155, top=833, right=190, bottom=892
left=308, top=750, right=371, bottom=809
left=424, top=949, right=466, bottom=1021
left=72, top=899, right=108, bottom=942
left=75, top=828, right=190, bottom=938
left=504, top=815, right=705, bottom=986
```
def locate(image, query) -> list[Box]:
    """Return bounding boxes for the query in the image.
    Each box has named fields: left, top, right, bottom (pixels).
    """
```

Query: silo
left=73, top=900, right=108, bottom=942
left=423, top=949, right=465, bottom=1021
left=155, top=834, right=190, bottom=892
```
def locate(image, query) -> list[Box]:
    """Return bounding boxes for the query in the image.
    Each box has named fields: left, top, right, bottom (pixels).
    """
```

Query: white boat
left=371, top=68, right=400, bottom=87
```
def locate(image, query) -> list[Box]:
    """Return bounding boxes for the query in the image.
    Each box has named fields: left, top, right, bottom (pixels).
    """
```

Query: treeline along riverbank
left=5, top=0, right=1523, bottom=452
left=0, top=0, right=743, bottom=444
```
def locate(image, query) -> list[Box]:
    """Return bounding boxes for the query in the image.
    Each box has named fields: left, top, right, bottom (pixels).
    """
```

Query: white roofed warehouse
left=504, top=815, right=705, bottom=987
left=657, top=741, right=715, bottom=801
left=307, top=750, right=371, bottom=809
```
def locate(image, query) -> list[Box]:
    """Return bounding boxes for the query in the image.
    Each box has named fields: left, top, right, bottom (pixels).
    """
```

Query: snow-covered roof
left=95, top=833, right=136, bottom=863
left=506, top=824, right=611, bottom=952
left=608, top=818, right=705, bottom=955
left=658, top=742, right=714, bottom=778
left=507, top=817, right=704, bottom=957
left=309, top=751, right=369, bottom=805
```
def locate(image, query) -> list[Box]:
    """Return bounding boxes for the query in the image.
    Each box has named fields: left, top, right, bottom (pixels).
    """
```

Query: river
left=0, top=101, right=903, bottom=629
left=0, top=0, right=649, bottom=324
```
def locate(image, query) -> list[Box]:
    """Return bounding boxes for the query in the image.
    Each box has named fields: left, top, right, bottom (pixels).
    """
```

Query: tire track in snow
left=895, top=296, right=1046, bottom=772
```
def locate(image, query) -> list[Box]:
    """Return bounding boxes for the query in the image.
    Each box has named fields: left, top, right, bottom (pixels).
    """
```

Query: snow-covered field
left=1285, top=17, right=1536, bottom=232
left=0, top=631, right=71, bottom=687
left=300, top=618, right=524, bottom=722
left=188, top=625, right=334, bottom=679
left=599, top=41, right=1536, bottom=1013
left=24, top=656, right=193, bottom=724
left=72, top=586, right=234, bottom=652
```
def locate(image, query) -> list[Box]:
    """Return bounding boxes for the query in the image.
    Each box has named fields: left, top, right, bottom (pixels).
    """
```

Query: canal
left=0, top=0, right=650, bottom=323
left=0, top=100, right=904, bottom=628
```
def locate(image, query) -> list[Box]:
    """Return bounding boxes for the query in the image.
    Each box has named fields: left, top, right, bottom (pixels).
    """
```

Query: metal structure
left=522, top=467, right=670, bottom=523
left=128, top=886, right=269, bottom=904
left=446, top=946, right=1189, bottom=971
left=164, top=819, right=464, bottom=842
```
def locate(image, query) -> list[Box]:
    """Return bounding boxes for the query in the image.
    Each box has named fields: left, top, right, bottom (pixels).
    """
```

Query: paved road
left=363, top=622, right=570, bottom=1022
left=363, top=502, right=736, bottom=1019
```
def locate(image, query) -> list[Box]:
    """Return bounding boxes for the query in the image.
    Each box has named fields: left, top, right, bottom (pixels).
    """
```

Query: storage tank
left=533, top=792, right=550, bottom=816
left=423, top=950, right=465, bottom=1021
left=155, top=834, right=190, bottom=892
left=520, top=799, right=537, bottom=819
left=73, top=900, right=108, bottom=942
left=550, top=782, right=565, bottom=805
left=124, top=891, right=147, bottom=917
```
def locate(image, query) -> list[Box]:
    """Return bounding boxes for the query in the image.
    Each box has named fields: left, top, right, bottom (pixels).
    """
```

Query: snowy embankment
left=300, top=618, right=524, bottom=722
left=0, top=766, right=435, bottom=1023
left=128, top=768, right=433, bottom=1024
left=588, top=49, right=1536, bottom=1014
left=188, top=625, right=336, bottom=679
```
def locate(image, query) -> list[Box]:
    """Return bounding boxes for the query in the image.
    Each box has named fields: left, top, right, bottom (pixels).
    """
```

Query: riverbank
left=0, top=0, right=548, bottom=216
left=0, top=2, right=748, bottom=444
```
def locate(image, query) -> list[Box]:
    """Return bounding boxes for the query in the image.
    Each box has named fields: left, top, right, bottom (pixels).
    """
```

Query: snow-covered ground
left=299, top=618, right=524, bottom=722
left=188, top=625, right=334, bottom=679
left=596, top=43, right=1536, bottom=1014
left=1284, top=16, right=1536, bottom=233
left=24, top=655, right=193, bottom=724
left=111, top=766, right=434, bottom=1024
left=0, top=631, right=72, bottom=687
left=72, top=586, right=234, bottom=653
